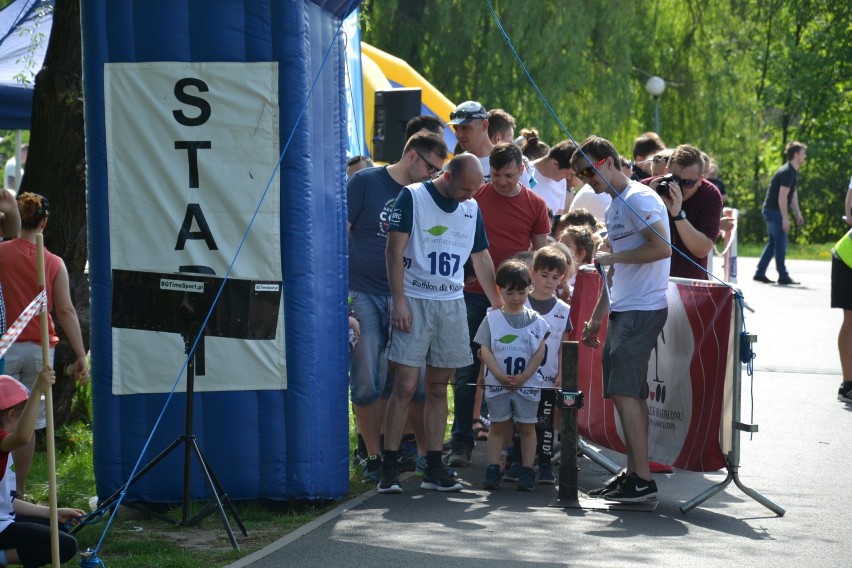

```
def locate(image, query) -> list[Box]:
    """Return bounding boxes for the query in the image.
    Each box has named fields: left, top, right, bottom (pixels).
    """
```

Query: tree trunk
left=19, top=0, right=86, bottom=426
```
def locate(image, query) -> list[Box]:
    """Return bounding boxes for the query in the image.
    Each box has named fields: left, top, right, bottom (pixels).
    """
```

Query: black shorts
left=831, top=254, right=852, bottom=310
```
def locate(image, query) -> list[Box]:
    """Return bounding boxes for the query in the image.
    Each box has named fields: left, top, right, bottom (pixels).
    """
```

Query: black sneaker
left=604, top=472, right=658, bottom=503
left=483, top=464, right=501, bottom=490
left=777, top=275, right=800, bottom=285
left=587, top=471, right=627, bottom=497
left=446, top=443, right=473, bottom=467
left=362, top=454, right=382, bottom=483
left=421, top=464, right=463, bottom=492
left=537, top=463, right=556, bottom=485
left=838, top=382, right=852, bottom=403
left=753, top=274, right=774, bottom=284
left=377, top=462, right=402, bottom=494
left=502, top=462, right=522, bottom=482
left=516, top=467, right=536, bottom=492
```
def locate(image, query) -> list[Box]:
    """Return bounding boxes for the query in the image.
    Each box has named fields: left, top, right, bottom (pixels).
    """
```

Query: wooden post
left=36, top=234, right=60, bottom=567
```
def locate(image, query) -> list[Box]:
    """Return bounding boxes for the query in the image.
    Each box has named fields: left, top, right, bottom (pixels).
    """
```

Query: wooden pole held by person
left=36, top=234, right=60, bottom=567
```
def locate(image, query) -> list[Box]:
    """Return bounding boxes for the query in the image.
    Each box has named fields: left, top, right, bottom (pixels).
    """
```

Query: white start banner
left=104, top=62, right=285, bottom=395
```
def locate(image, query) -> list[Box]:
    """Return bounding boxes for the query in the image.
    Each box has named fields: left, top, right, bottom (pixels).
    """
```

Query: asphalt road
left=228, top=256, right=848, bottom=568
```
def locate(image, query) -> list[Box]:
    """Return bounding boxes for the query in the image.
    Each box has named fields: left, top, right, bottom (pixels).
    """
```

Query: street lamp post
left=645, top=76, right=666, bottom=134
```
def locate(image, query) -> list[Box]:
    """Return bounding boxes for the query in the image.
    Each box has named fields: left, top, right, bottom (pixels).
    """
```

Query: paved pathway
left=229, top=257, right=848, bottom=568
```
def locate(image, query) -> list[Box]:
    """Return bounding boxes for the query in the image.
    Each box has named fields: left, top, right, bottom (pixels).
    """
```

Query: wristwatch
left=673, top=210, right=687, bottom=221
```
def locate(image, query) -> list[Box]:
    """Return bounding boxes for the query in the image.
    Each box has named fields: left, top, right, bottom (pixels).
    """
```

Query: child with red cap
left=0, top=368, right=83, bottom=567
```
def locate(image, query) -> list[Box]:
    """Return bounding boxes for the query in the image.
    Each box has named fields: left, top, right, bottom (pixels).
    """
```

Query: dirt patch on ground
left=112, top=504, right=280, bottom=554
left=153, top=525, right=276, bottom=552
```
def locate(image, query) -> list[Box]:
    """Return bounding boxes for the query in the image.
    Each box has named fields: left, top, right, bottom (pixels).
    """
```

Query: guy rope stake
left=37, top=234, right=61, bottom=567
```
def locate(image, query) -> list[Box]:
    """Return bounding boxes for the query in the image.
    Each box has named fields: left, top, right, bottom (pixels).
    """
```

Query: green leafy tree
left=361, top=0, right=850, bottom=244
left=19, top=0, right=86, bottom=425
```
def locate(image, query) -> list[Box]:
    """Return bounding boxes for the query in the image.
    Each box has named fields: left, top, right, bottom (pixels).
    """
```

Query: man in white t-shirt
left=845, top=175, right=852, bottom=227
left=569, top=183, right=612, bottom=223
left=4, top=144, right=27, bottom=191
left=449, top=101, right=533, bottom=187
left=572, top=135, right=671, bottom=504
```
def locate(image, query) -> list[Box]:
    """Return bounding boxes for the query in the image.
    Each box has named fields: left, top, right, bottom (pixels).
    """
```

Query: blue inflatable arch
left=83, top=0, right=354, bottom=501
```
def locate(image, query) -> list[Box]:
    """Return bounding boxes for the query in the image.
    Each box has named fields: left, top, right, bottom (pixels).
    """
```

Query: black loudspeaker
left=373, top=88, right=421, bottom=163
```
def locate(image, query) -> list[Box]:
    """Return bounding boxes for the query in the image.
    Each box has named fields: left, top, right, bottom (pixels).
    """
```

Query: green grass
left=31, top=390, right=458, bottom=567
left=31, top=428, right=367, bottom=567
left=735, top=241, right=835, bottom=261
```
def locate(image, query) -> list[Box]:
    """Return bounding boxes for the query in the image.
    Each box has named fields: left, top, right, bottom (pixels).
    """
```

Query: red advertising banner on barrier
left=568, top=270, right=734, bottom=472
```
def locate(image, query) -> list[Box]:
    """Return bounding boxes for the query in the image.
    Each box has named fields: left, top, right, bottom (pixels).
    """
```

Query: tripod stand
left=96, top=332, right=248, bottom=550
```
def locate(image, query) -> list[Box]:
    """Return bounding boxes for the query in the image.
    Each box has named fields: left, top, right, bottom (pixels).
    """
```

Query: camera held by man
left=655, top=173, right=677, bottom=198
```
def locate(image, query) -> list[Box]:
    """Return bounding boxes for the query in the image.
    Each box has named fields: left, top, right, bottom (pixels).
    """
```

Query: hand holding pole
left=36, top=234, right=60, bottom=567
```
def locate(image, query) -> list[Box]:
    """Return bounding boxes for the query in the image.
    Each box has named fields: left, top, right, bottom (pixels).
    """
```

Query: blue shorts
left=348, top=291, right=392, bottom=405
left=602, top=309, right=668, bottom=399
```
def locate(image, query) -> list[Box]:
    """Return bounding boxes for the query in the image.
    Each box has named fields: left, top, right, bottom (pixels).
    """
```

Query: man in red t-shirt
left=447, top=142, right=551, bottom=467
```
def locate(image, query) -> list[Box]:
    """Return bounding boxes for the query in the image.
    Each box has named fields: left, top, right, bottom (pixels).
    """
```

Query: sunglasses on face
left=449, top=109, right=486, bottom=121
left=671, top=175, right=699, bottom=188
left=576, top=157, right=607, bottom=180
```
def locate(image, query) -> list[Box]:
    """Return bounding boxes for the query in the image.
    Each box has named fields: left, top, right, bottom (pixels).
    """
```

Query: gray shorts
left=487, top=390, right=539, bottom=424
left=602, top=308, right=668, bottom=399
left=387, top=296, right=473, bottom=369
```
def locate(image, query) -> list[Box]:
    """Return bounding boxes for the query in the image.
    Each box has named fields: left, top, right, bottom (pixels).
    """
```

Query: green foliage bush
left=361, top=0, right=851, bottom=244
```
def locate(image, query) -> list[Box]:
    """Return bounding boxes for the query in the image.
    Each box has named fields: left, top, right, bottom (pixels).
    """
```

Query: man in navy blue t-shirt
left=754, top=141, right=807, bottom=285
left=347, top=131, right=448, bottom=482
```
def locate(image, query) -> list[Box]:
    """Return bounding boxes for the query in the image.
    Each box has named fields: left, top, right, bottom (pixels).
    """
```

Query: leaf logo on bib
left=497, top=334, right=518, bottom=344
left=425, top=225, right=449, bottom=236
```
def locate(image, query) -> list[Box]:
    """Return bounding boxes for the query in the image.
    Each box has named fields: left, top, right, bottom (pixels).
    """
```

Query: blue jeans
left=348, top=291, right=392, bottom=405
left=450, top=291, right=490, bottom=447
left=756, top=208, right=789, bottom=279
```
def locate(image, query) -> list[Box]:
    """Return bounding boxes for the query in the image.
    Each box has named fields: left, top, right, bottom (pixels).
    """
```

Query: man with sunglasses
left=571, top=135, right=671, bottom=503
left=646, top=144, right=723, bottom=280
left=347, top=131, right=449, bottom=483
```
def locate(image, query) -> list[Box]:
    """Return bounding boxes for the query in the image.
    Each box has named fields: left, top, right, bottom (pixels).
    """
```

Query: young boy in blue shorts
left=476, top=260, right=550, bottom=492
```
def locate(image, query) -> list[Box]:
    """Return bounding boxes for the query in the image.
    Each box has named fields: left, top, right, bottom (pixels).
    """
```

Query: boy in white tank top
left=474, top=260, right=549, bottom=491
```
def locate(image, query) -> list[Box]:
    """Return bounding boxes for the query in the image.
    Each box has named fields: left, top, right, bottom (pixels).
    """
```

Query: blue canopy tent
left=84, top=0, right=359, bottom=503
left=0, top=0, right=52, bottom=130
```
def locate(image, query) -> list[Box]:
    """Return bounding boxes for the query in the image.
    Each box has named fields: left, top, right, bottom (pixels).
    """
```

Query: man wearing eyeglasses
left=646, top=144, right=723, bottom=280
left=347, top=131, right=449, bottom=483
left=572, top=135, right=671, bottom=503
